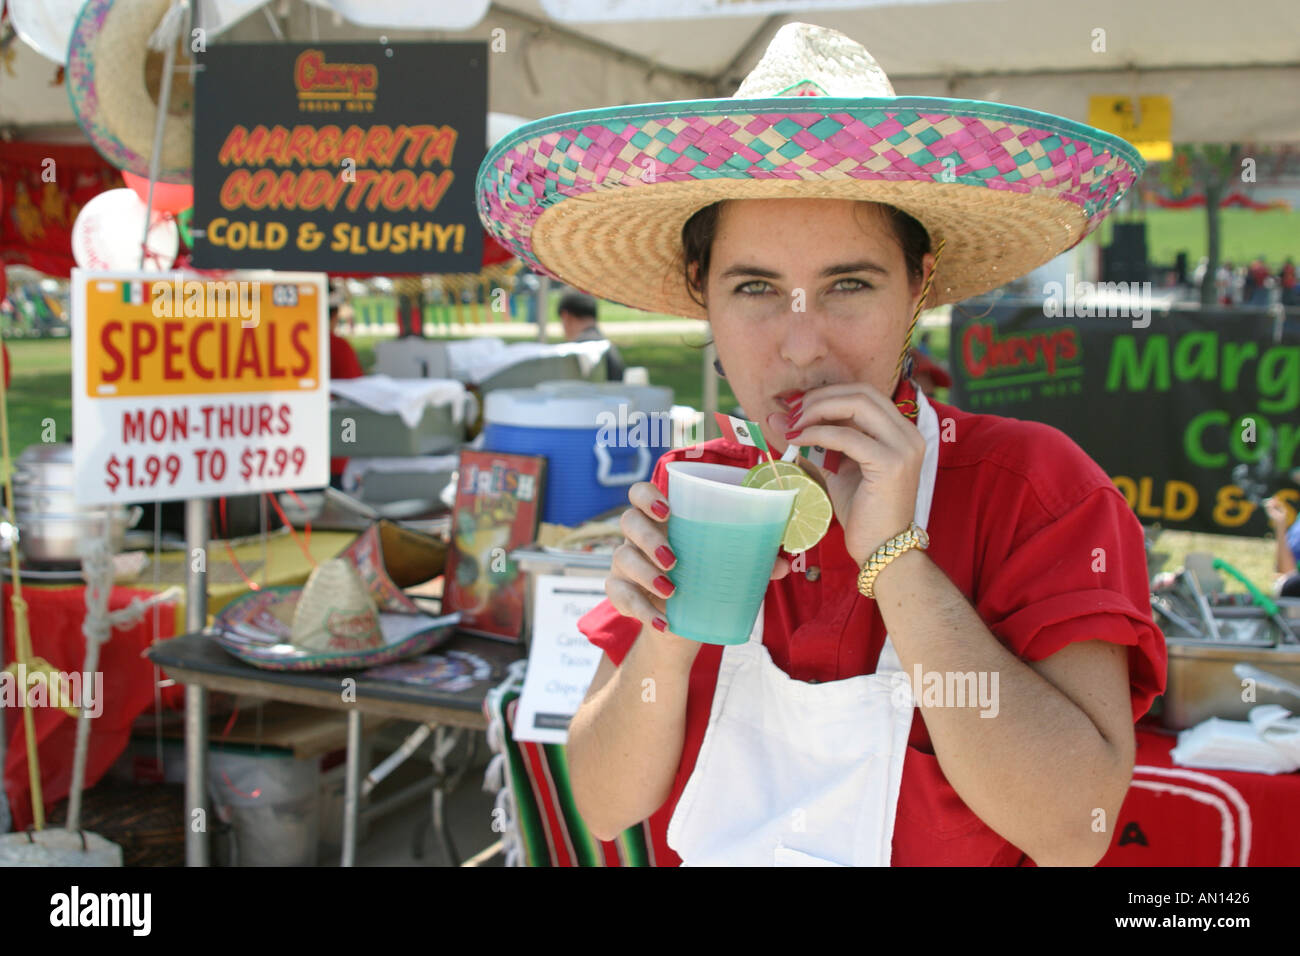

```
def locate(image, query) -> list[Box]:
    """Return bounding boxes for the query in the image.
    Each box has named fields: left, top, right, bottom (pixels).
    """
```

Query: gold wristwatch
left=857, top=521, right=929, bottom=599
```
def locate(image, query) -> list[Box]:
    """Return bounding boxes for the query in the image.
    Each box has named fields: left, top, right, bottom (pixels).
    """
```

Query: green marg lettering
left=1260, top=346, right=1300, bottom=414
left=1106, top=334, right=1170, bottom=392
left=1108, top=333, right=1299, bottom=415
left=1174, top=331, right=1217, bottom=383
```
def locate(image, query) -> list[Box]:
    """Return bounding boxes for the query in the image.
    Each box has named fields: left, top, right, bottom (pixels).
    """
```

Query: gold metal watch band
left=857, top=521, right=929, bottom=599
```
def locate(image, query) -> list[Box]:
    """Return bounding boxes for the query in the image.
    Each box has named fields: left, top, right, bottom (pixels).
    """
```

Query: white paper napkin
left=1171, top=706, right=1300, bottom=774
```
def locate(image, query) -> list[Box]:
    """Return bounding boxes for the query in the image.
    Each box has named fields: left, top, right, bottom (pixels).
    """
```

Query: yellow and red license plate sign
left=71, top=270, right=329, bottom=506
left=1088, top=95, right=1172, bottom=162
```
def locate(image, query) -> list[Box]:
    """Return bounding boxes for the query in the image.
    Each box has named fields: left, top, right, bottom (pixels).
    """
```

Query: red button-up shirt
left=577, top=389, right=1167, bottom=866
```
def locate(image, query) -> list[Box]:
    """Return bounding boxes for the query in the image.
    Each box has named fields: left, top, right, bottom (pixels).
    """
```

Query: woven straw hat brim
left=67, top=0, right=193, bottom=184
left=477, top=96, right=1144, bottom=316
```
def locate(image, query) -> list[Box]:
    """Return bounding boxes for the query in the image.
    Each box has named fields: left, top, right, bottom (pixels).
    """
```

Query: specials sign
left=191, top=42, right=486, bottom=273
left=71, top=270, right=329, bottom=506
left=949, top=299, right=1300, bottom=536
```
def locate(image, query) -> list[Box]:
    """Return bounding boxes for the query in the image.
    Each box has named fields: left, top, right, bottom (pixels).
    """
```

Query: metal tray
left=1161, top=639, right=1300, bottom=730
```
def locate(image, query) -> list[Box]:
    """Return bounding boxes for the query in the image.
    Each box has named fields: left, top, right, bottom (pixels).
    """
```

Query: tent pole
left=703, top=340, right=718, bottom=440
left=536, top=275, right=550, bottom=343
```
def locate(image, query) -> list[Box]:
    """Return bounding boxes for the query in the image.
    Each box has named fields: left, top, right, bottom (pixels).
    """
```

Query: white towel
left=330, top=374, right=467, bottom=428
left=1171, top=705, right=1300, bottom=774
left=341, top=454, right=460, bottom=494
left=461, top=340, right=611, bottom=383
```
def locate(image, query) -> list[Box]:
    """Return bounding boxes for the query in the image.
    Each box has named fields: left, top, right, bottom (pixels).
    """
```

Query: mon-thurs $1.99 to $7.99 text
left=72, top=272, right=330, bottom=507
left=102, top=407, right=308, bottom=492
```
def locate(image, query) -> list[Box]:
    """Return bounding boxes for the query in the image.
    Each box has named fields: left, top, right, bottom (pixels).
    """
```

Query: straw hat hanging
left=67, top=0, right=195, bottom=183
left=477, top=22, right=1144, bottom=320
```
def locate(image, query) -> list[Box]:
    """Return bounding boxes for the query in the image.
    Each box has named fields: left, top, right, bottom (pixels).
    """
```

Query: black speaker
left=1104, top=222, right=1150, bottom=284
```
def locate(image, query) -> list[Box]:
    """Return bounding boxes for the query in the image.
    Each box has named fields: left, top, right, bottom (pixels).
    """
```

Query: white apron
left=666, top=388, right=941, bottom=866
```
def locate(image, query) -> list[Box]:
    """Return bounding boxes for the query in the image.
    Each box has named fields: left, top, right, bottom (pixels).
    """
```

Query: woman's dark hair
left=681, top=200, right=931, bottom=309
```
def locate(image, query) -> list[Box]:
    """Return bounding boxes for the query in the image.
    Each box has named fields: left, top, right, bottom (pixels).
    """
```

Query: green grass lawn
left=1097, top=208, right=1300, bottom=267
left=3, top=330, right=1278, bottom=593
left=4, top=338, right=75, bottom=452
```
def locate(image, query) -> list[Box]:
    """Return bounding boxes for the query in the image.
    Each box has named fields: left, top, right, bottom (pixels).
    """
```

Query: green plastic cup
left=663, top=462, right=797, bottom=645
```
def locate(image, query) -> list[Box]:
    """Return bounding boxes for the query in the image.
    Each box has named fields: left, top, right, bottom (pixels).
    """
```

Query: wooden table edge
left=159, top=665, right=488, bottom=730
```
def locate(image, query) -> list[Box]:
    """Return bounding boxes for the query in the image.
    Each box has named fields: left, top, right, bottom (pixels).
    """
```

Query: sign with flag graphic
left=714, top=412, right=769, bottom=452
left=72, top=270, right=329, bottom=506
left=800, top=444, right=843, bottom=474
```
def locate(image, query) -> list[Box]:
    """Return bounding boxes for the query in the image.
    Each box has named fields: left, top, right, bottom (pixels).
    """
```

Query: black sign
left=949, top=300, right=1300, bottom=535
left=192, top=42, right=486, bottom=273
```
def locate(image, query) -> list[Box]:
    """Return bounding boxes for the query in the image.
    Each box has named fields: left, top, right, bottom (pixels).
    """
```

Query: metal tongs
left=1232, top=664, right=1300, bottom=704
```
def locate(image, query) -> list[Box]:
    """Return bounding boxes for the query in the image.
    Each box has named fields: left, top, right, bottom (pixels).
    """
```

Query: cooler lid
left=536, top=380, right=673, bottom=411
left=484, top=388, right=624, bottom=429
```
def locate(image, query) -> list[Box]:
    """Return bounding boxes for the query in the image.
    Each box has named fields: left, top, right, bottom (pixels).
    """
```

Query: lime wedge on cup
left=741, top=460, right=805, bottom=488
left=742, top=460, right=832, bottom=554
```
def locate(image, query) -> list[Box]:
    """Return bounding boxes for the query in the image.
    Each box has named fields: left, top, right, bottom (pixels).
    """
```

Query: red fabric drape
left=2, top=583, right=179, bottom=830
left=0, top=142, right=123, bottom=277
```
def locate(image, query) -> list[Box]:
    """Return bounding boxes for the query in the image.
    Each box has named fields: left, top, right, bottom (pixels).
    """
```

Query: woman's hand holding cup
left=607, top=481, right=792, bottom=657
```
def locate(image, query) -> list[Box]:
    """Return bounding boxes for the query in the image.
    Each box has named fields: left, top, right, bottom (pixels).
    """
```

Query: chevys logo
left=961, top=321, right=1081, bottom=379
left=295, top=49, right=378, bottom=100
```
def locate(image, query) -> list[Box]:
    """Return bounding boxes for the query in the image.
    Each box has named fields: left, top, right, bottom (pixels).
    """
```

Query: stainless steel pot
left=11, top=485, right=81, bottom=515
left=8, top=508, right=143, bottom=565
left=12, top=442, right=77, bottom=488
left=6, top=443, right=143, bottom=565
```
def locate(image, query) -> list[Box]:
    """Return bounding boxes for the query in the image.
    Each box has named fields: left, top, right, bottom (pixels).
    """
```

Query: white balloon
left=72, top=189, right=180, bottom=273
left=8, top=0, right=86, bottom=64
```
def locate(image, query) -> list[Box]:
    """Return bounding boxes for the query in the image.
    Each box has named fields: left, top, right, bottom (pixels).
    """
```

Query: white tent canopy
left=1, top=0, right=1296, bottom=141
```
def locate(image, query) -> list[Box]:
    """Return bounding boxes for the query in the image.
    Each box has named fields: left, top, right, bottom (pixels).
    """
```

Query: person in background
left=1246, top=255, right=1272, bottom=306
left=1264, top=485, right=1300, bottom=599
left=329, top=291, right=363, bottom=380
left=1217, top=260, right=1237, bottom=305
left=329, top=286, right=364, bottom=487
left=908, top=346, right=951, bottom=397
left=558, top=291, right=625, bottom=381
left=1279, top=257, right=1297, bottom=306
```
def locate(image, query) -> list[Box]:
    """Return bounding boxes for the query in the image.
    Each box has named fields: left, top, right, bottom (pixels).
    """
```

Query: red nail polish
left=652, top=617, right=668, bottom=632
left=655, top=545, right=676, bottom=568
left=653, top=575, right=675, bottom=597
left=651, top=500, right=669, bottom=518
left=790, top=398, right=803, bottom=412
left=785, top=429, right=803, bottom=441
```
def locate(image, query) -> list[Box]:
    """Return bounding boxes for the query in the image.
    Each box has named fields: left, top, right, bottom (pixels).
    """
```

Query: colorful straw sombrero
left=67, top=0, right=194, bottom=184
left=477, top=22, right=1144, bottom=318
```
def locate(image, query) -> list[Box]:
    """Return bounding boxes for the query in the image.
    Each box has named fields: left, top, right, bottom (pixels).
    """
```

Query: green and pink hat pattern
left=476, top=96, right=1144, bottom=277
